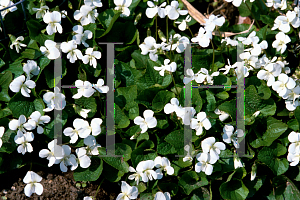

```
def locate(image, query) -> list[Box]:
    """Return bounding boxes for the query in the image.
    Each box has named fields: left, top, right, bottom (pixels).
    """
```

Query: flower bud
left=158, top=29, right=167, bottom=42
left=134, top=13, right=142, bottom=25
left=251, top=163, right=257, bottom=181
left=147, top=28, right=151, bottom=37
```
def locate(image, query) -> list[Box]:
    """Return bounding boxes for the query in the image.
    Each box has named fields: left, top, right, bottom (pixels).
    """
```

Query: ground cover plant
left=0, top=0, right=300, bottom=199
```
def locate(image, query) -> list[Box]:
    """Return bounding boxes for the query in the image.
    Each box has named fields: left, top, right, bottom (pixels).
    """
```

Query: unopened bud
left=250, top=163, right=257, bottom=181
left=68, top=0, right=73, bottom=9
left=147, top=28, right=151, bottom=37
left=134, top=13, right=142, bottom=25
left=158, top=29, right=167, bottom=42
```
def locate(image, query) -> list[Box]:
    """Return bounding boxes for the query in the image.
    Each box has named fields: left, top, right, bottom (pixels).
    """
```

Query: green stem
left=188, top=26, right=194, bottom=37
left=64, top=14, right=74, bottom=26
left=211, top=40, right=215, bottom=69
left=209, top=181, right=213, bottom=200
left=155, top=15, right=158, bottom=41
left=171, top=73, right=180, bottom=96
left=166, top=17, right=169, bottom=42
left=245, top=3, right=261, bottom=29
left=94, top=178, right=105, bottom=199
left=78, top=0, right=82, bottom=10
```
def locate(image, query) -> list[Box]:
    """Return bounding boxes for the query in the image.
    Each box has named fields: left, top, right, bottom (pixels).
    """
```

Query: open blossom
left=221, top=37, right=238, bottom=46
left=225, top=0, right=244, bottom=7
left=183, top=145, right=194, bottom=162
left=23, top=60, right=40, bottom=80
left=237, top=31, right=259, bottom=45
left=154, top=192, right=171, bottom=200
left=40, top=40, right=60, bottom=60
left=128, top=166, right=143, bottom=185
left=154, top=59, right=177, bottom=76
left=190, top=112, right=212, bottom=136
left=288, top=131, right=300, bottom=154
left=72, top=25, right=93, bottom=47
left=139, top=36, right=162, bottom=61
left=154, top=156, right=174, bottom=179
left=116, top=181, right=138, bottom=200
left=134, top=110, right=157, bottom=133
left=74, top=5, right=98, bottom=25
left=214, top=108, right=230, bottom=121
left=14, top=132, right=34, bottom=155
left=74, top=147, right=91, bottom=169
left=72, top=80, right=96, bottom=99
left=82, top=48, right=101, bottom=68
left=9, top=75, right=36, bottom=98
left=84, top=0, right=103, bottom=7
left=23, top=171, right=43, bottom=197
left=201, top=137, right=226, bottom=163
left=164, top=34, right=189, bottom=53
left=272, top=73, right=296, bottom=97
left=195, top=152, right=216, bottom=175
left=25, top=111, right=51, bottom=134
left=43, top=11, right=62, bottom=35
left=0, top=0, right=17, bottom=19
left=32, top=5, right=49, bottom=19
left=222, top=125, right=244, bottom=148
left=114, top=0, right=132, bottom=17
left=43, top=87, right=66, bottom=111
left=137, top=160, right=157, bottom=182
left=146, top=1, right=167, bottom=18
left=9, top=115, right=32, bottom=135
left=165, top=0, right=188, bottom=20
left=93, top=78, right=109, bottom=93
left=175, top=15, right=191, bottom=31
left=272, top=32, right=291, bottom=54
left=191, top=27, right=212, bottom=48
left=61, top=40, right=83, bottom=63
left=58, top=145, right=78, bottom=172
left=39, top=139, right=64, bottom=167
left=257, top=61, right=281, bottom=86
left=84, top=135, right=101, bottom=156
left=63, top=118, right=91, bottom=143
left=204, top=14, right=225, bottom=32
left=272, top=11, right=300, bottom=33
left=9, top=35, right=26, bottom=53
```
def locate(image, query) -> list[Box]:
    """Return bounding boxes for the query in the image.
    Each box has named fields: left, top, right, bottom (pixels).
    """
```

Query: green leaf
left=269, top=175, right=300, bottom=200
left=97, top=9, right=121, bottom=38
left=0, top=71, right=12, bottom=102
left=73, top=157, right=103, bottom=182
left=99, top=143, right=132, bottom=172
left=257, top=143, right=289, bottom=175
left=165, top=130, right=184, bottom=152
left=131, top=140, right=157, bottom=168
left=8, top=93, right=44, bottom=118
left=0, top=129, right=17, bottom=153
left=152, top=90, right=175, bottom=112
left=192, top=88, right=203, bottom=112
left=74, top=97, right=97, bottom=118
left=0, top=58, right=5, bottom=69
left=220, top=180, right=249, bottom=200
left=190, top=187, right=210, bottom=200
left=3, top=60, right=24, bottom=78
left=244, top=176, right=266, bottom=198
left=287, top=119, right=299, bottom=132
left=26, top=19, right=44, bottom=39
left=238, top=0, right=252, bottom=17
left=35, top=33, right=55, bottom=46
left=115, top=59, right=144, bottom=87
left=218, top=99, right=237, bottom=121
left=44, top=110, right=68, bottom=139
left=205, top=90, right=216, bottom=112
left=295, top=107, right=300, bottom=131
left=178, top=171, right=208, bottom=195
left=115, top=104, right=130, bottom=128
left=215, top=91, right=229, bottom=100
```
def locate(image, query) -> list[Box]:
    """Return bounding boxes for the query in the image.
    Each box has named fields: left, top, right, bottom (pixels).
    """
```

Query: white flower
left=90, top=118, right=102, bottom=136
left=114, top=0, right=132, bottom=17
left=9, top=35, right=26, bottom=53
left=23, top=171, right=43, bottom=197
left=183, top=69, right=197, bottom=84
left=61, top=40, right=83, bottom=63
left=93, top=78, right=109, bottom=93
left=196, top=68, right=219, bottom=84
left=83, top=197, right=93, bottom=200
left=72, top=25, right=93, bottom=47
left=74, top=5, right=98, bottom=26
left=9, top=115, right=32, bottom=135
left=0, top=126, right=5, bottom=148
left=116, top=181, right=139, bottom=200
left=285, top=99, right=300, bottom=111
left=288, top=131, right=300, bottom=154
left=134, top=110, right=157, bottom=133
left=14, top=132, right=34, bottom=155
left=154, top=192, right=171, bottom=200
left=128, top=166, right=143, bottom=185
left=79, top=108, right=91, bottom=119
left=25, top=111, right=50, bottom=134
left=239, top=52, right=258, bottom=70
left=154, top=59, right=177, bottom=76
left=39, top=139, right=64, bottom=167
left=75, top=147, right=91, bottom=169
left=245, top=40, right=268, bottom=56
left=61, top=10, right=67, bottom=18
left=282, top=85, right=300, bottom=103
left=272, top=73, right=296, bottom=97
left=40, top=40, right=60, bottom=60
left=43, top=87, right=66, bottom=112
left=0, top=0, right=17, bottom=19
left=84, top=0, right=103, bottom=7
left=257, top=61, right=281, bottom=87
left=234, top=62, right=249, bottom=80
left=191, top=27, right=212, bottom=48
left=9, top=75, right=36, bottom=98
left=137, top=160, right=157, bottom=182
left=214, top=108, right=230, bottom=121
left=195, top=153, right=216, bottom=175
left=287, top=151, right=300, bottom=166
left=146, top=1, right=167, bottom=18
left=251, top=163, right=257, bottom=181
left=266, top=0, right=281, bottom=8
left=164, top=34, right=190, bottom=53
left=190, top=112, right=211, bottom=136
left=183, top=144, right=194, bottom=162
left=272, top=32, right=291, bottom=54
left=63, top=118, right=91, bottom=143
left=221, top=37, right=238, bottom=46
left=272, top=11, right=300, bottom=33
left=218, top=59, right=235, bottom=75
left=165, top=0, right=188, bottom=20
left=72, top=80, right=96, bottom=99
left=43, top=11, right=62, bottom=35
left=223, top=125, right=244, bottom=148
left=201, top=137, right=226, bottom=163
left=23, top=60, right=40, bottom=80
left=179, top=107, right=196, bottom=126
left=84, top=135, right=101, bottom=156
left=175, top=15, right=191, bottom=31
left=234, top=156, right=243, bottom=169
left=32, top=5, right=49, bottom=19
left=237, top=31, right=259, bottom=45
left=139, top=36, right=162, bottom=61
left=225, top=0, right=243, bottom=7
left=204, top=14, right=225, bottom=32
left=82, top=48, right=101, bottom=68
left=58, top=145, right=78, bottom=172
left=154, top=156, right=174, bottom=179
left=164, top=97, right=182, bottom=115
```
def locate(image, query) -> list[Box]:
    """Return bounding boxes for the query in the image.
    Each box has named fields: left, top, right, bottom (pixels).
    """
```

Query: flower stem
left=166, top=17, right=169, bottom=41
left=211, top=40, right=215, bottom=70
left=156, top=15, right=158, bottom=41
left=245, top=3, right=261, bottom=29
left=64, top=14, right=74, bottom=26
left=209, top=181, right=213, bottom=200
left=78, top=0, right=82, bottom=10
left=188, top=26, right=194, bottom=37
left=94, top=178, right=105, bottom=199
left=171, top=73, right=180, bottom=96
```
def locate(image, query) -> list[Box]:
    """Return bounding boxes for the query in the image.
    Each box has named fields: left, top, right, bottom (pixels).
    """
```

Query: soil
left=0, top=0, right=248, bottom=199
